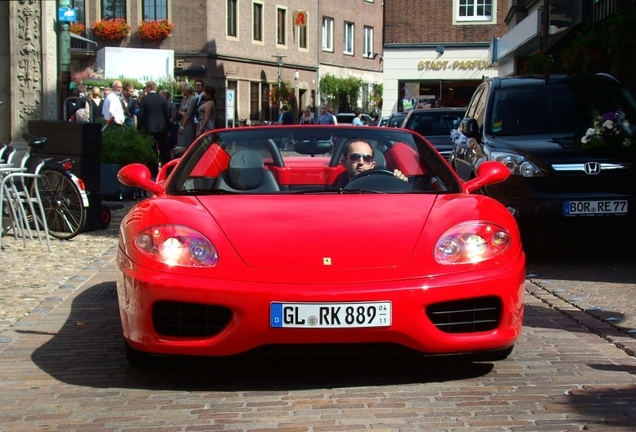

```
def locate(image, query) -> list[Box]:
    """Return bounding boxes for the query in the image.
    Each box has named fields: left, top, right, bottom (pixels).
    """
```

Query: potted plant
left=92, top=18, right=131, bottom=41
left=137, top=19, right=174, bottom=41
left=69, top=22, right=86, bottom=36
left=101, top=125, right=158, bottom=198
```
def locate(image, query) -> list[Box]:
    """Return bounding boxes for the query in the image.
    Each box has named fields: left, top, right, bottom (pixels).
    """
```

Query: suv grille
left=426, top=297, right=501, bottom=333
left=152, top=301, right=233, bottom=337
left=530, top=169, right=633, bottom=194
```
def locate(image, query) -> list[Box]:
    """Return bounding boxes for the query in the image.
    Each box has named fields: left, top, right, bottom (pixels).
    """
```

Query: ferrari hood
left=197, top=195, right=438, bottom=270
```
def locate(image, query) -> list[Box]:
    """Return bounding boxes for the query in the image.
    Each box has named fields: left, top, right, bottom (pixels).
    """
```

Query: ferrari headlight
left=134, top=225, right=218, bottom=267
left=490, top=151, right=543, bottom=177
left=435, top=222, right=511, bottom=264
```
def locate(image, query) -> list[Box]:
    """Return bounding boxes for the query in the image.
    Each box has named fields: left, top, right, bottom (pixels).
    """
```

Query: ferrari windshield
left=167, top=126, right=462, bottom=195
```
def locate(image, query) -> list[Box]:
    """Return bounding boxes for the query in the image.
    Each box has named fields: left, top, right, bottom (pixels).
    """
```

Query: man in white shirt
left=102, top=80, right=125, bottom=125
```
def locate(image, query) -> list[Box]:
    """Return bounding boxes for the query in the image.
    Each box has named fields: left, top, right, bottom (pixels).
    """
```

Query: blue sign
left=58, top=7, right=77, bottom=22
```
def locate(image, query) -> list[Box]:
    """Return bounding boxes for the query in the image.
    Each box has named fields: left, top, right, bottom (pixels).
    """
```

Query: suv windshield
left=488, top=77, right=636, bottom=136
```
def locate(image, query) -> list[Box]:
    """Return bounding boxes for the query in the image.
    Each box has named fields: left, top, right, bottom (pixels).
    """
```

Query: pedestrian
left=88, top=86, right=103, bottom=123
left=101, top=80, right=125, bottom=125
left=160, top=89, right=179, bottom=152
left=177, top=83, right=197, bottom=149
left=137, top=80, right=171, bottom=165
left=316, top=105, right=336, bottom=125
left=299, top=107, right=315, bottom=124
left=328, top=107, right=338, bottom=124
left=192, top=79, right=205, bottom=129
left=278, top=105, right=294, bottom=124
left=195, top=85, right=216, bottom=138
left=121, top=82, right=138, bottom=127
left=352, top=109, right=365, bottom=126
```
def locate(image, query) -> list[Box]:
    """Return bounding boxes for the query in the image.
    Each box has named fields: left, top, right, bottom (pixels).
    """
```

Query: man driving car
left=341, top=140, right=407, bottom=183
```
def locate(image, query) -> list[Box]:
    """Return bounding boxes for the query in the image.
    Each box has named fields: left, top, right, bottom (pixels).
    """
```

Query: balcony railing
left=592, top=0, right=635, bottom=23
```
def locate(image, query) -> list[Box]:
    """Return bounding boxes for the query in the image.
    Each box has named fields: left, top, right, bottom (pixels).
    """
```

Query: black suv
left=450, top=74, right=636, bottom=232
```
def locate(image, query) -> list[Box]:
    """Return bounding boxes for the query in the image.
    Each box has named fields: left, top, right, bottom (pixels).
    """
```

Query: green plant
left=101, top=125, right=158, bottom=165
left=523, top=52, right=559, bottom=74
left=319, top=74, right=365, bottom=112
left=600, top=6, right=636, bottom=49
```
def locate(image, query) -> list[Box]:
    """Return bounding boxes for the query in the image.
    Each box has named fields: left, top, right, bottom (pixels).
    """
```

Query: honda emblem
left=584, top=162, right=601, bottom=175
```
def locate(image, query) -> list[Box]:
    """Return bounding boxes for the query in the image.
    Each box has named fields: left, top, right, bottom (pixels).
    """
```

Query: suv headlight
left=490, top=151, right=544, bottom=177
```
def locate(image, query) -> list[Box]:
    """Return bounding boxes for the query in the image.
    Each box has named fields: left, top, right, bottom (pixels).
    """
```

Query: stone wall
left=0, top=0, right=58, bottom=148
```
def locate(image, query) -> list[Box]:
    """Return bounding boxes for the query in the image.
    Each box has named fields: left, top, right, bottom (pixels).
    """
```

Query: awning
left=70, top=33, right=97, bottom=45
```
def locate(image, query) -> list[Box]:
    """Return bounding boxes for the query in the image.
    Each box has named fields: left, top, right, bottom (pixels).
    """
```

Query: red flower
left=92, top=18, right=131, bottom=41
left=69, top=22, right=85, bottom=36
left=138, top=20, right=174, bottom=41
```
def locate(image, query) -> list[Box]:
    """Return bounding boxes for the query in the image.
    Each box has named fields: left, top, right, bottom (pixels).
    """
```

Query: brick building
left=381, top=0, right=508, bottom=116
left=69, top=0, right=382, bottom=123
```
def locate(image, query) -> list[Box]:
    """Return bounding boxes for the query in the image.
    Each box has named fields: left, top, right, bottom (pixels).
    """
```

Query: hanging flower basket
left=268, top=81, right=293, bottom=105
left=69, top=22, right=86, bottom=36
left=92, top=18, right=131, bottom=41
left=137, top=20, right=174, bottom=41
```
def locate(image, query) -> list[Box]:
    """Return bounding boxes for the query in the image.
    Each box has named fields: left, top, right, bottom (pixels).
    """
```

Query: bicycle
left=20, top=133, right=89, bottom=240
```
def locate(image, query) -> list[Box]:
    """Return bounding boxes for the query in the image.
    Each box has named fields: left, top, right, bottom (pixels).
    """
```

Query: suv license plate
left=270, top=302, right=391, bottom=328
left=564, top=200, right=628, bottom=216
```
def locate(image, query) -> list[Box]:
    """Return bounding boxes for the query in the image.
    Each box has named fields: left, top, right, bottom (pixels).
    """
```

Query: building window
left=250, top=82, right=260, bottom=121
left=322, top=16, right=333, bottom=52
left=261, top=82, right=271, bottom=121
left=142, top=0, right=167, bottom=20
left=457, top=0, right=493, bottom=22
left=71, top=0, right=86, bottom=23
left=253, top=2, right=263, bottom=42
left=343, top=22, right=354, bottom=55
left=363, top=26, right=373, bottom=58
left=227, top=0, right=238, bottom=38
left=277, top=8, right=286, bottom=45
left=298, top=24, right=307, bottom=49
left=102, top=0, right=126, bottom=19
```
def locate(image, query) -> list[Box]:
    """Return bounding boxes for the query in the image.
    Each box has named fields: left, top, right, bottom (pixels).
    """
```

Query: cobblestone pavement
left=1, top=202, right=636, bottom=430
left=0, top=200, right=133, bottom=334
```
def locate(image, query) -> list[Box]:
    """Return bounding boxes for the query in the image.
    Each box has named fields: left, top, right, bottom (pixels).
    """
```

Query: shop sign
left=293, top=11, right=307, bottom=27
left=417, top=60, right=496, bottom=71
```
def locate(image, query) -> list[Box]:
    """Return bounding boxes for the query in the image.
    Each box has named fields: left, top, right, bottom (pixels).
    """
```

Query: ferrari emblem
left=323, top=257, right=332, bottom=266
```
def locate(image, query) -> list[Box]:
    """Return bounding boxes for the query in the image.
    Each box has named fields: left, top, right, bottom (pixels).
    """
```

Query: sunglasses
left=347, top=153, right=374, bottom=163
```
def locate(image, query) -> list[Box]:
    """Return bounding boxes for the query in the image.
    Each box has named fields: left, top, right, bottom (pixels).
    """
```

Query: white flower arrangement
left=581, top=109, right=633, bottom=150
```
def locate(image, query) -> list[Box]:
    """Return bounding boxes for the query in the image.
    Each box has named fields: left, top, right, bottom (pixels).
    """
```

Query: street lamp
left=272, top=53, right=287, bottom=110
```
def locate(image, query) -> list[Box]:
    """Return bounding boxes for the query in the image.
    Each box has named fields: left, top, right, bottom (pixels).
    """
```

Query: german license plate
left=564, top=200, right=628, bottom=216
left=270, top=302, right=391, bottom=328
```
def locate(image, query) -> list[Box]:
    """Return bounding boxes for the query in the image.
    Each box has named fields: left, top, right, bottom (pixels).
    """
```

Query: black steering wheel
left=344, top=169, right=411, bottom=192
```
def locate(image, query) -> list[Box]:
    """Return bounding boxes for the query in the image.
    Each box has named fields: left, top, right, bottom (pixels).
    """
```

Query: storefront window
left=398, top=80, right=479, bottom=111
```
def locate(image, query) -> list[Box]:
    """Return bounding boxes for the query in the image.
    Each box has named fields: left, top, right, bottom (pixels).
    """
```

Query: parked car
left=401, top=107, right=467, bottom=160
left=450, top=73, right=636, bottom=234
left=116, top=125, right=525, bottom=366
left=336, top=112, right=373, bottom=125
left=386, top=112, right=407, bottom=128
left=378, top=115, right=390, bottom=127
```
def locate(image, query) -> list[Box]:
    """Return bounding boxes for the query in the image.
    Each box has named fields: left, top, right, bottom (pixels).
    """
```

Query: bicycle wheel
left=33, top=168, right=86, bottom=240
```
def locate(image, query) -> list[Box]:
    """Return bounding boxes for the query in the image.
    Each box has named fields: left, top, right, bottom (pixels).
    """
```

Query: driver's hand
left=393, top=169, right=408, bottom=182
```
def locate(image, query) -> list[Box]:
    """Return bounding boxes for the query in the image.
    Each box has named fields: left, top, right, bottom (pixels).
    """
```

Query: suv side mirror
left=460, top=118, right=480, bottom=139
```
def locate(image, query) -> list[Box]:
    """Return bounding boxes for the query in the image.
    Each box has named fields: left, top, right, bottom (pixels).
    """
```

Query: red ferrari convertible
left=117, top=125, right=525, bottom=366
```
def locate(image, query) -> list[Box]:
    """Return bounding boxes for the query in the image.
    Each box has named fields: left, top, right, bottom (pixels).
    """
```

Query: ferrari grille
left=152, top=301, right=233, bottom=337
left=426, top=296, right=501, bottom=333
